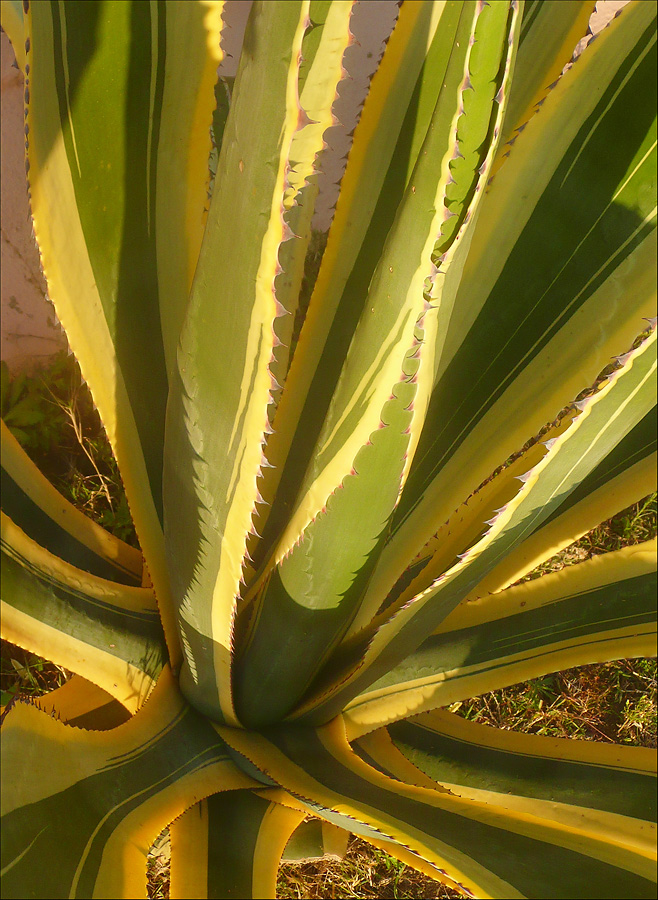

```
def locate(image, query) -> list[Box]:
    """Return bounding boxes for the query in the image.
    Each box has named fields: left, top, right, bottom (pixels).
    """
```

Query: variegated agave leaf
left=1, top=1, right=655, bottom=898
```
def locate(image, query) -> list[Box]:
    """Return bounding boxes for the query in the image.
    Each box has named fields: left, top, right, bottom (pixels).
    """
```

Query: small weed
left=1, top=357, right=72, bottom=455
left=0, top=639, right=69, bottom=710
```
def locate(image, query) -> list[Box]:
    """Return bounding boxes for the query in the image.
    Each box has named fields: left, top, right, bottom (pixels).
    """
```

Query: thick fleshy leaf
left=1, top=513, right=166, bottom=711
left=217, top=718, right=656, bottom=900
left=298, top=327, right=656, bottom=721
left=354, top=404, right=656, bottom=637
left=154, top=0, right=225, bottom=382
left=282, top=815, right=348, bottom=862
left=266, top=0, right=356, bottom=413
left=354, top=711, right=656, bottom=869
left=234, top=0, right=522, bottom=729
left=248, top=0, right=453, bottom=571
left=346, top=410, right=578, bottom=639
left=471, top=406, right=657, bottom=596
left=342, top=541, right=656, bottom=734
left=496, top=0, right=595, bottom=155
left=243, top=1, right=357, bottom=577
left=163, top=0, right=311, bottom=725
left=24, top=0, right=226, bottom=666
left=365, top=0, right=657, bottom=613
left=36, top=674, right=132, bottom=730
left=382, top=708, right=656, bottom=827
left=170, top=792, right=304, bottom=899
left=0, top=668, right=256, bottom=900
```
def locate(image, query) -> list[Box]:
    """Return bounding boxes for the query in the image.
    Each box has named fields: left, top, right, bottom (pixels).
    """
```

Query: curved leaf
left=217, top=717, right=656, bottom=900
left=170, top=792, right=304, bottom=899
left=366, top=0, right=657, bottom=611
left=24, top=0, right=226, bottom=666
left=0, top=668, right=256, bottom=900
left=299, top=328, right=656, bottom=721
left=1, top=513, right=166, bottom=711
left=343, top=541, right=656, bottom=735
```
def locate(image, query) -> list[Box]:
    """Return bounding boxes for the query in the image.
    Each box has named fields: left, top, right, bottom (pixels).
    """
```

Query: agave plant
left=1, top=0, right=656, bottom=897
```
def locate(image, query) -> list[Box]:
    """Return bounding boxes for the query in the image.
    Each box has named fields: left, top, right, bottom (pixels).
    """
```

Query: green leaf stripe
left=396, top=13, right=657, bottom=535
left=540, top=405, right=656, bottom=530
left=217, top=720, right=656, bottom=899
left=170, top=791, right=304, bottom=899
left=1, top=670, right=255, bottom=899
left=44, top=0, right=168, bottom=519
left=344, top=553, right=656, bottom=733
left=386, top=711, right=656, bottom=822
left=298, top=327, right=656, bottom=723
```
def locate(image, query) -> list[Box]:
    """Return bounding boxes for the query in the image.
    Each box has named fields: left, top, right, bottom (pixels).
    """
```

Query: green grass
left=452, top=657, right=657, bottom=746
left=1, top=355, right=655, bottom=899
left=0, top=640, right=69, bottom=711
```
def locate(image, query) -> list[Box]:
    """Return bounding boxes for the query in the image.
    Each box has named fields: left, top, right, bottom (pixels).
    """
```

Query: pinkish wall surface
left=1, top=31, right=65, bottom=373
left=0, top=1, right=630, bottom=375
